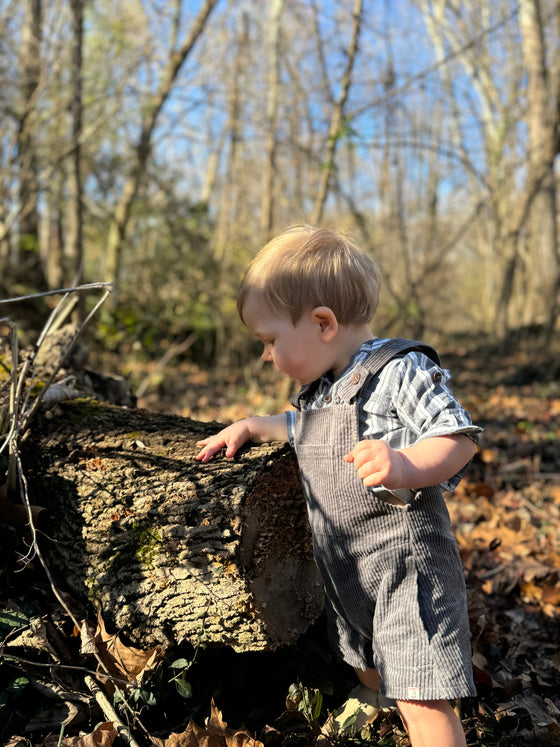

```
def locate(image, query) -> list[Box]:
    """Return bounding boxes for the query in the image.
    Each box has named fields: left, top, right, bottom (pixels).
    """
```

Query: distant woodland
left=1, top=0, right=559, bottom=365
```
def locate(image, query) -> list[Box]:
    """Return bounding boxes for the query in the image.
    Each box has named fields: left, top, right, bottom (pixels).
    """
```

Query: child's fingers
left=343, top=441, right=391, bottom=486
left=195, top=440, right=224, bottom=461
left=351, top=440, right=388, bottom=467
left=196, top=422, right=250, bottom=462
left=196, top=434, right=243, bottom=462
left=344, top=440, right=373, bottom=462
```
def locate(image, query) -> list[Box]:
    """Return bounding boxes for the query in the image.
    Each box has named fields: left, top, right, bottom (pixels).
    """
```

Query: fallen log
left=20, top=399, right=324, bottom=652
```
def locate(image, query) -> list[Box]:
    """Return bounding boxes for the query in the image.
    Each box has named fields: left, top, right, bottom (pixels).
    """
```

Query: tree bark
left=20, top=400, right=323, bottom=653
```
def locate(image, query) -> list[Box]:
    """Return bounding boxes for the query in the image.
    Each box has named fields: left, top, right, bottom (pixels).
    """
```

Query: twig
left=20, top=283, right=114, bottom=435
left=0, top=283, right=115, bottom=306
left=0, top=651, right=131, bottom=688
left=85, top=675, right=142, bottom=747
left=0, top=321, right=20, bottom=480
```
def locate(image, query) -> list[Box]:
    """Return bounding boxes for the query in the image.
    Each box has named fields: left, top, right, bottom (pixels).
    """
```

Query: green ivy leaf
left=175, top=678, right=193, bottom=699
left=170, top=658, right=190, bottom=669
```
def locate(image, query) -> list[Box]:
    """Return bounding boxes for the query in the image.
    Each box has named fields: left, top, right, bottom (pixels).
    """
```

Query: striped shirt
left=286, top=337, right=481, bottom=492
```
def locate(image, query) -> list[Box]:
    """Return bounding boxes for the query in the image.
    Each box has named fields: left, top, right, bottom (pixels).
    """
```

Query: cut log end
left=240, top=452, right=324, bottom=647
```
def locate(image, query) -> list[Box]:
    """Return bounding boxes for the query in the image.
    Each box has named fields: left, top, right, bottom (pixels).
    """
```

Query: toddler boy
left=196, top=226, right=481, bottom=747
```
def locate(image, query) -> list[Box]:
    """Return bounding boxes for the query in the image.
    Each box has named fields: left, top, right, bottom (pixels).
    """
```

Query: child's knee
left=354, top=666, right=381, bottom=691
left=395, top=700, right=466, bottom=747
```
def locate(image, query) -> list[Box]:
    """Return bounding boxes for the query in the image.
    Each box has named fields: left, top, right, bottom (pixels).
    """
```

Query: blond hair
left=238, top=225, right=382, bottom=325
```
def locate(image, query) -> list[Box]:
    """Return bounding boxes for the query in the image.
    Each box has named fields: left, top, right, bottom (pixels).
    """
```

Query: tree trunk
left=260, top=0, right=283, bottom=237
left=310, top=0, right=362, bottom=226
left=67, top=0, right=85, bottom=315
left=15, top=0, right=47, bottom=293
left=519, top=0, right=560, bottom=335
left=104, top=0, right=220, bottom=287
left=21, top=400, right=323, bottom=653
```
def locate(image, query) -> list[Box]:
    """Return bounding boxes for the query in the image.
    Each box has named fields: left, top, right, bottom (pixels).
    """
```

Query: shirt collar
left=290, top=338, right=387, bottom=408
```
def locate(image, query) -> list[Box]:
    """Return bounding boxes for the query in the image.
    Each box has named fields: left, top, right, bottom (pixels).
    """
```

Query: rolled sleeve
left=395, top=353, right=481, bottom=440
left=362, top=352, right=482, bottom=491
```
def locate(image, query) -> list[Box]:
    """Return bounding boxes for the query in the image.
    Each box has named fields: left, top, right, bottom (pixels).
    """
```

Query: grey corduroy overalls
left=290, top=339, right=476, bottom=701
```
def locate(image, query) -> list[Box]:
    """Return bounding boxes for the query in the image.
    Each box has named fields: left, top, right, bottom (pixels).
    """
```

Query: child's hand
left=195, top=419, right=255, bottom=462
left=344, top=439, right=406, bottom=489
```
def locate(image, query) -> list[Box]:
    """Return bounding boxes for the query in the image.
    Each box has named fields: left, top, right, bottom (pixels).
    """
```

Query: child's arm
left=195, top=414, right=288, bottom=463
left=344, top=434, right=476, bottom=491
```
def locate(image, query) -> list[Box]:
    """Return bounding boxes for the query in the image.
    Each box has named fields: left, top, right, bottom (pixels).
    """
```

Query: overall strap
left=362, top=337, right=439, bottom=375
left=336, top=338, right=440, bottom=404
left=339, top=338, right=441, bottom=506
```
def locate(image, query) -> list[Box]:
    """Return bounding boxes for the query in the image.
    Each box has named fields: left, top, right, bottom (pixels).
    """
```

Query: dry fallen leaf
left=151, top=700, right=263, bottom=747
left=549, top=485, right=560, bottom=504
left=40, top=722, right=118, bottom=747
left=6, top=616, right=59, bottom=659
left=81, top=611, right=163, bottom=684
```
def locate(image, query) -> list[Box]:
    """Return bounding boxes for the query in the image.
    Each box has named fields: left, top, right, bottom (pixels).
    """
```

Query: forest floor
left=1, top=331, right=560, bottom=746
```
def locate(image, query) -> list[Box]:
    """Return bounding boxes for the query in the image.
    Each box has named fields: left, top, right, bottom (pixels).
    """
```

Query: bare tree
left=310, top=0, right=363, bottom=226
left=104, top=0, right=221, bottom=288
left=260, top=0, right=284, bottom=237
left=212, top=12, right=249, bottom=265
left=519, top=0, right=560, bottom=339
left=67, top=0, right=85, bottom=318
left=419, top=0, right=559, bottom=339
left=15, top=0, right=47, bottom=292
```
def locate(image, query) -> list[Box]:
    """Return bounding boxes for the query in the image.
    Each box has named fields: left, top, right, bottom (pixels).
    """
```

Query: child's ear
left=311, top=306, right=338, bottom=341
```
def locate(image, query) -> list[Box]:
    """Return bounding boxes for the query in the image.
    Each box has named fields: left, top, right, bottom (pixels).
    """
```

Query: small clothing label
left=407, top=687, right=422, bottom=700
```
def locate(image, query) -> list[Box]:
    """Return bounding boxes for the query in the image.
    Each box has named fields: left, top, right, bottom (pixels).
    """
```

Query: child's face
left=242, top=293, right=332, bottom=385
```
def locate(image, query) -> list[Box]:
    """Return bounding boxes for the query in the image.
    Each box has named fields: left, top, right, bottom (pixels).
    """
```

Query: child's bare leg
left=396, top=700, right=467, bottom=747
left=354, top=666, right=381, bottom=691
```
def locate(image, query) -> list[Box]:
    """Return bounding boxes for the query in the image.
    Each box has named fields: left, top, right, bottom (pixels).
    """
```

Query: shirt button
left=323, top=394, right=332, bottom=403
left=351, top=373, right=361, bottom=384
left=432, top=370, right=443, bottom=383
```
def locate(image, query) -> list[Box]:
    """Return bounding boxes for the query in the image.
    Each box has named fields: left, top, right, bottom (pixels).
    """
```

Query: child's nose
left=262, top=345, right=272, bottom=362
